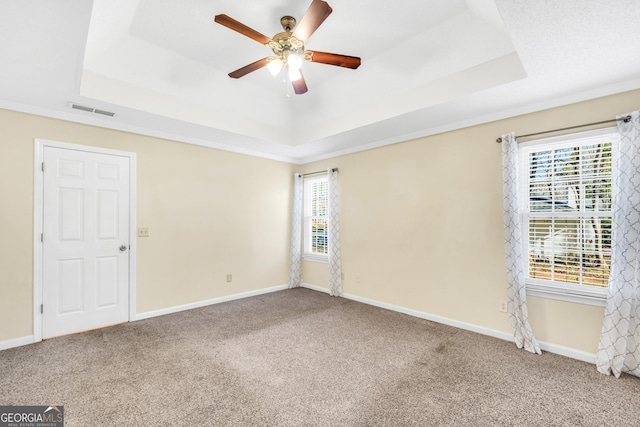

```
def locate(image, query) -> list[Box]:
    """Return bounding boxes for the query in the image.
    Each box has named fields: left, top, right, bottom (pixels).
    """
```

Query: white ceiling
left=2, top=0, right=640, bottom=163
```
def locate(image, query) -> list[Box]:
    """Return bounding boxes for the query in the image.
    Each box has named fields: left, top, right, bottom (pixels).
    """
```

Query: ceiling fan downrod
left=280, top=16, right=296, bottom=32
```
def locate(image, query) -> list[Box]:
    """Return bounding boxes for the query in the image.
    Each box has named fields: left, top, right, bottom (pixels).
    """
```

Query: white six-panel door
left=42, top=146, right=130, bottom=338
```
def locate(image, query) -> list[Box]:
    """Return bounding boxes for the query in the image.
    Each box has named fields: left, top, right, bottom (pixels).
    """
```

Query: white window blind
left=304, top=175, right=328, bottom=259
left=519, top=129, right=617, bottom=300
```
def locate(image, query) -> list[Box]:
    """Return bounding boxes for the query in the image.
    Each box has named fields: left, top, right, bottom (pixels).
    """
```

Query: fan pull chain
left=284, top=68, right=292, bottom=98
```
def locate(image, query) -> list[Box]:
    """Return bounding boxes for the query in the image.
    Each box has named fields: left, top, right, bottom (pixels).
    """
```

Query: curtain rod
left=299, top=168, right=338, bottom=177
left=495, top=115, right=632, bottom=143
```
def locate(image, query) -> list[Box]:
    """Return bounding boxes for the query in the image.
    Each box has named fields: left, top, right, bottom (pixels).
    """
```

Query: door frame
left=33, top=139, right=137, bottom=342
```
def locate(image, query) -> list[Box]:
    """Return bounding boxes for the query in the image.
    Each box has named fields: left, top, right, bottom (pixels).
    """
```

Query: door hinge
left=40, top=304, right=43, bottom=314
left=41, top=233, right=43, bottom=242
left=41, top=162, right=45, bottom=172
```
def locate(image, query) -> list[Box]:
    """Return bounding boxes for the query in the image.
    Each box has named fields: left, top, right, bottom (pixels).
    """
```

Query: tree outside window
left=521, top=133, right=614, bottom=294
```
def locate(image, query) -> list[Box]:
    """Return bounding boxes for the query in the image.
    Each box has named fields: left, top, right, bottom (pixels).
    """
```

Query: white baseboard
left=301, top=283, right=596, bottom=365
left=2, top=284, right=597, bottom=365
left=1, top=285, right=289, bottom=351
left=0, top=335, right=34, bottom=351
left=133, top=284, right=289, bottom=321
left=537, top=342, right=596, bottom=364
left=300, top=283, right=330, bottom=294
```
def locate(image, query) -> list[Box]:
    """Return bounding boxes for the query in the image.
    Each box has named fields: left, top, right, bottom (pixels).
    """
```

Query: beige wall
left=2, top=88, right=638, bottom=355
left=0, top=109, right=293, bottom=341
left=301, top=89, right=640, bottom=354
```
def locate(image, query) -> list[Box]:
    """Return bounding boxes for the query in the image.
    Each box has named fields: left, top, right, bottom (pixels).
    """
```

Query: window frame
left=303, top=175, right=329, bottom=263
left=518, top=127, right=618, bottom=307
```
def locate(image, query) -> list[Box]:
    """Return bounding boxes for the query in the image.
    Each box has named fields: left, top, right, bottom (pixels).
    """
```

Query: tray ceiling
left=2, top=0, right=640, bottom=162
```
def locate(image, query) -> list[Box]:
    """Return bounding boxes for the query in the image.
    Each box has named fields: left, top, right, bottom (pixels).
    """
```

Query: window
left=519, top=129, right=617, bottom=305
left=304, top=175, right=328, bottom=261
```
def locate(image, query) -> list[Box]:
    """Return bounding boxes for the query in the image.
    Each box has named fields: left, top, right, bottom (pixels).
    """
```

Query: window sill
left=303, top=253, right=328, bottom=264
left=525, top=283, right=607, bottom=307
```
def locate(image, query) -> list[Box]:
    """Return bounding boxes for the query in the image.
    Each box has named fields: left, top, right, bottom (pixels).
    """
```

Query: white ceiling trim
left=4, top=73, right=639, bottom=166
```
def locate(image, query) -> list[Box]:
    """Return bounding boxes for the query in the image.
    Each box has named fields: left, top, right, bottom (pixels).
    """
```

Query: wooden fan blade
left=214, top=14, right=271, bottom=45
left=291, top=0, right=333, bottom=42
left=292, top=72, right=308, bottom=94
left=306, top=51, right=361, bottom=69
left=228, top=58, right=270, bottom=79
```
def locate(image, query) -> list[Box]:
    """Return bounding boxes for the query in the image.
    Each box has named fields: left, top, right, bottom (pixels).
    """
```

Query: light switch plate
left=138, top=227, right=150, bottom=237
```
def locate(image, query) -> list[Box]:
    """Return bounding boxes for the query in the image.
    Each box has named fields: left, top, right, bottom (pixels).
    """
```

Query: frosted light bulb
left=287, top=53, right=303, bottom=70
left=267, top=58, right=283, bottom=76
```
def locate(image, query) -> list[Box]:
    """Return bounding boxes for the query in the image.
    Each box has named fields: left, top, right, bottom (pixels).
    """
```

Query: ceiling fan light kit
left=266, top=57, right=283, bottom=76
left=214, top=0, right=361, bottom=95
left=287, top=65, right=303, bottom=82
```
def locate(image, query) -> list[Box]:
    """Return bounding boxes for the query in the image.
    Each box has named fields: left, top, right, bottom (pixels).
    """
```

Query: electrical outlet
left=498, top=300, right=508, bottom=313
left=355, top=274, right=361, bottom=284
left=226, top=274, right=232, bottom=283
left=137, top=227, right=150, bottom=237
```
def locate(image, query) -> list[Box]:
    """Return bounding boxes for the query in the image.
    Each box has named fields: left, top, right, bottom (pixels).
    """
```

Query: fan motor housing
left=270, top=28, right=305, bottom=57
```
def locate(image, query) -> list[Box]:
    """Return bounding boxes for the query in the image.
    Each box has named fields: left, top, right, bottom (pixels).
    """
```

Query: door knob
left=119, top=245, right=128, bottom=252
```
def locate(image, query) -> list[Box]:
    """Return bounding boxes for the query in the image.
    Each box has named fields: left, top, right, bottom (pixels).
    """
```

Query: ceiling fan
left=214, top=0, right=361, bottom=95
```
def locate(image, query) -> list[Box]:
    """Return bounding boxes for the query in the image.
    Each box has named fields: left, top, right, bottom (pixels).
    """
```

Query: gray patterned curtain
left=327, top=168, right=343, bottom=296
left=502, top=132, right=541, bottom=354
left=597, top=111, right=640, bottom=378
left=288, top=173, right=303, bottom=288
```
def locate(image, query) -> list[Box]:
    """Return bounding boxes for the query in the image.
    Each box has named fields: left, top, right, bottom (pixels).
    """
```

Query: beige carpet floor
left=1, top=288, right=640, bottom=426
